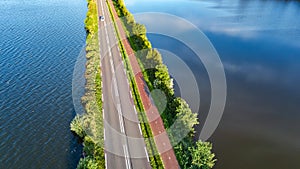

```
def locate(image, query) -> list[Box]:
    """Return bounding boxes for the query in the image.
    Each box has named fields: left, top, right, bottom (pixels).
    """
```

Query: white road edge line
left=129, top=90, right=132, bottom=97
left=138, top=123, right=142, bottom=135
left=110, top=59, right=114, bottom=74
left=123, top=145, right=129, bottom=169
left=119, top=114, right=125, bottom=133
left=133, top=106, right=137, bottom=115
left=117, top=104, right=121, bottom=114
left=125, top=144, right=131, bottom=169
left=109, top=58, right=113, bottom=66
left=109, top=50, right=112, bottom=57
left=111, top=66, right=115, bottom=75
left=114, top=78, right=119, bottom=97
left=103, top=128, right=105, bottom=140
left=100, top=0, right=104, bottom=15
left=105, top=153, right=107, bottom=169
left=144, top=147, right=150, bottom=162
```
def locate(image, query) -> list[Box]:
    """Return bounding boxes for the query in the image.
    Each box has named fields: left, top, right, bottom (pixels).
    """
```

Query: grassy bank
left=111, top=0, right=217, bottom=168
left=70, top=0, right=105, bottom=168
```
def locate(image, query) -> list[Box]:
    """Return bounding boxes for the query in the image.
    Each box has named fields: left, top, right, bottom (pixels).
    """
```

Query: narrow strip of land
left=97, top=0, right=151, bottom=168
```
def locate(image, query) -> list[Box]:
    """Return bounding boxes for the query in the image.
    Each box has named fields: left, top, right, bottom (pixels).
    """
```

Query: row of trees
left=112, top=0, right=217, bottom=168
left=70, top=0, right=104, bottom=168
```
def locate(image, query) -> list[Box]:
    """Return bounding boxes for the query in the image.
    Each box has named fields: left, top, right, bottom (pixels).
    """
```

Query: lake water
left=0, top=0, right=87, bottom=168
left=125, top=0, right=300, bottom=168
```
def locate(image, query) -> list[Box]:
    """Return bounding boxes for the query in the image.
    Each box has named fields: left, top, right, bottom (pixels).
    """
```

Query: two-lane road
left=96, top=0, right=151, bottom=169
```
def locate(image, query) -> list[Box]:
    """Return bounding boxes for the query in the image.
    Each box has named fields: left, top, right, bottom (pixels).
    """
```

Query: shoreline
left=70, top=0, right=105, bottom=168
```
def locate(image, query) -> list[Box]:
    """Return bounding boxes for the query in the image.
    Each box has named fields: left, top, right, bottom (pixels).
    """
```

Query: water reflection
left=125, top=0, right=300, bottom=168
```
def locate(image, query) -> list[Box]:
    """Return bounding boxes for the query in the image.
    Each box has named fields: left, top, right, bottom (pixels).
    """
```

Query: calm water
left=125, top=0, right=300, bottom=168
left=0, top=0, right=86, bottom=168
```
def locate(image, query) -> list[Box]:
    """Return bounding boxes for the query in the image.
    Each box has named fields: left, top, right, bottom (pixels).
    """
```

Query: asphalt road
left=97, top=0, right=151, bottom=169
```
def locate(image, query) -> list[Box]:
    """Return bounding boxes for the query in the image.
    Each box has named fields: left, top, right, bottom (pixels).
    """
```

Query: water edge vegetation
left=70, top=0, right=105, bottom=168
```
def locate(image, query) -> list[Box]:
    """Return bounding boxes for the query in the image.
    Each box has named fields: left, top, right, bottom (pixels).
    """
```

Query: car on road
left=99, top=16, right=105, bottom=21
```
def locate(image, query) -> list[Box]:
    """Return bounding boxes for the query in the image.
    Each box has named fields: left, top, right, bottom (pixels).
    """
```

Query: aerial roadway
left=97, top=0, right=152, bottom=169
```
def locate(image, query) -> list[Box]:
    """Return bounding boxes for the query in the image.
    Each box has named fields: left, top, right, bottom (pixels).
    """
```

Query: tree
left=154, top=64, right=173, bottom=94
left=145, top=49, right=163, bottom=68
left=132, top=23, right=146, bottom=36
left=168, top=98, right=198, bottom=143
left=77, top=157, right=98, bottom=169
left=189, top=141, right=217, bottom=169
left=174, top=141, right=192, bottom=168
left=175, top=98, right=198, bottom=134
left=70, top=115, right=85, bottom=138
left=125, top=13, right=134, bottom=24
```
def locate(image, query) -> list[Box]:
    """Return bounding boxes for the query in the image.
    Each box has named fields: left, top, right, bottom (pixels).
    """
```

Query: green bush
left=77, top=157, right=98, bottom=169
left=189, top=141, right=216, bottom=169
left=70, top=115, right=85, bottom=138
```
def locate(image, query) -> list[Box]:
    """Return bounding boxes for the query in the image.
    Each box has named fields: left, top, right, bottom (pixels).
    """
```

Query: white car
left=99, top=16, right=105, bottom=21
